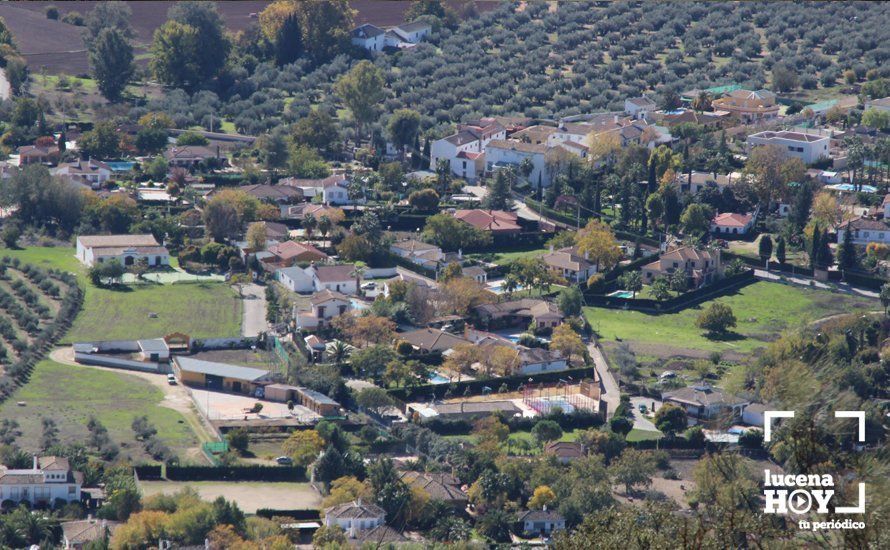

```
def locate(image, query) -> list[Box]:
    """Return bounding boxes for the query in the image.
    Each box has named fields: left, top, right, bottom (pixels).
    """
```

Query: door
left=232, top=381, right=242, bottom=393
left=205, top=374, right=223, bottom=391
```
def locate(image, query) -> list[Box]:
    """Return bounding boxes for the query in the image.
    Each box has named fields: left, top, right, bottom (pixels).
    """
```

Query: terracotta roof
left=310, top=288, right=350, bottom=305
left=544, top=441, right=585, bottom=459
left=517, top=509, right=565, bottom=522
left=312, top=264, right=356, bottom=283
left=837, top=217, right=889, bottom=232
left=626, top=96, right=657, bottom=108
left=712, top=212, right=752, bottom=227
left=749, top=131, right=827, bottom=143
left=453, top=209, right=521, bottom=233
left=240, top=184, right=302, bottom=202
left=662, top=384, right=748, bottom=408
left=659, top=246, right=719, bottom=263
left=475, top=299, right=563, bottom=321
left=268, top=240, right=328, bottom=262
left=456, top=150, right=484, bottom=160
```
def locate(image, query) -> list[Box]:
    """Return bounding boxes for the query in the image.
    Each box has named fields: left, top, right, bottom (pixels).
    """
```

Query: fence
left=163, top=465, right=307, bottom=482
left=73, top=352, right=170, bottom=374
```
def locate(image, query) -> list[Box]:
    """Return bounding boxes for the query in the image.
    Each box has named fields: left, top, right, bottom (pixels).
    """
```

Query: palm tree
left=351, top=262, right=367, bottom=297
left=303, top=213, right=317, bottom=242
left=317, top=215, right=332, bottom=248
left=331, top=340, right=350, bottom=366
left=503, top=274, right=519, bottom=297
left=880, top=283, right=890, bottom=316
left=13, top=507, right=52, bottom=546
left=691, top=91, right=712, bottom=113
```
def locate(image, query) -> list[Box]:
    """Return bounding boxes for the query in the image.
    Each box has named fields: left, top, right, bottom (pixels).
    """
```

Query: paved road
left=587, top=341, right=620, bottom=419
left=240, top=283, right=269, bottom=337
left=629, top=396, right=662, bottom=432
left=754, top=269, right=878, bottom=299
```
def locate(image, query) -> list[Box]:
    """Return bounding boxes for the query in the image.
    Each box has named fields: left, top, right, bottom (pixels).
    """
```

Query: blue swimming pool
left=106, top=161, right=136, bottom=172
left=827, top=183, right=877, bottom=193
left=429, top=373, right=450, bottom=384
left=608, top=290, right=634, bottom=299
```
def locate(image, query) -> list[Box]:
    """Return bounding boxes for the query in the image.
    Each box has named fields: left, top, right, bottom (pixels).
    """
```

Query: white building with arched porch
left=76, top=235, right=170, bottom=267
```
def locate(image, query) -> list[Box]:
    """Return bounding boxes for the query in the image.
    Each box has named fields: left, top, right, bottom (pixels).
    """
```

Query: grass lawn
left=1, top=247, right=242, bottom=342
left=66, top=282, right=242, bottom=342
left=469, top=245, right=548, bottom=265
left=0, top=360, right=198, bottom=460
left=585, top=281, right=875, bottom=356
left=626, top=429, right=663, bottom=442
left=139, top=481, right=320, bottom=513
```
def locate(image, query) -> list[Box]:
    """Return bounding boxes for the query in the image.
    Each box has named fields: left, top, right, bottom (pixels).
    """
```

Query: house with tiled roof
left=624, top=96, right=657, bottom=120
left=262, top=240, right=328, bottom=269
left=0, top=456, right=82, bottom=507
left=310, top=264, right=358, bottom=294
left=661, top=382, right=749, bottom=419
left=163, top=145, right=222, bottom=167
left=279, top=174, right=347, bottom=200
left=399, top=471, right=468, bottom=508
left=711, top=212, right=755, bottom=235
left=53, top=159, right=112, bottom=188
left=516, top=507, right=566, bottom=537
left=324, top=499, right=386, bottom=533
left=295, top=289, right=352, bottom=330
left=76, top=234, right=169, bottom=267
left=542, top=245, right=596, bottom=283
left=453, top=209, right=521, bottom=235
left=641, top=246, right=722, bottom=288
left=430, top=119, right=506, bottom=182
left=239, top=183, right=302, bottom=204
left=473, top=299, right=563, bottom=330
left=397, top=327, right=470, bottom=353
left=712, top=89, right=780, bottom=124
left=351, top=24, right=385, bottom=52
left=390, top=239, right=443, bottom=269
left=836, top=217, right=890, bottom=245
left=62, top=518, right=120, bottom=549
left=544, top=441, right=586, bottom=463
left=18, top=144, right=59, bottom=166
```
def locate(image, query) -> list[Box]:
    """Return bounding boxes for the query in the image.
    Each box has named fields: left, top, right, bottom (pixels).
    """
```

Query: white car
left=167, top=374, right=177, bottom=385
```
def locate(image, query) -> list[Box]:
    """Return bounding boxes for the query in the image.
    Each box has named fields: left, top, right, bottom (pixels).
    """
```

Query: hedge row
left=256, top=509, right=321, bottom=520
left=422, top=409, right=604, bottom=435
left=163, top=465, right=307, bottom=482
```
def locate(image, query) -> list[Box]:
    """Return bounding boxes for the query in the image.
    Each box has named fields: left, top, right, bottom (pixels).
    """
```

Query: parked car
left=361, top=282, right=376, bottom=290
left=659, top=371, right=676, bottom=379
left=638, top=404, right=647, bottom=413
left=167, top=374, right=177, bottom=385
left=275, top=456, right=293, bottom=465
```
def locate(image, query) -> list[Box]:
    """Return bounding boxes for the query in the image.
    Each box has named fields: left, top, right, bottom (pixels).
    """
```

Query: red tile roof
left=453, top=209, right=521, bottom=233
left=712, top=212, right=752, bottom=227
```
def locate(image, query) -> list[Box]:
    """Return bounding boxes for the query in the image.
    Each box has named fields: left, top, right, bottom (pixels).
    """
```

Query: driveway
left=240, top=283, right=268, bottom=337
left=754, top=269, right=878, bottom=299
left=630, top=396, right=662, bottom=432
left=587, top=342, right=619, bottom=419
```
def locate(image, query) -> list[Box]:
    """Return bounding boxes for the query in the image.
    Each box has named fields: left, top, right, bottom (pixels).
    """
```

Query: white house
left=516, top=508, right=566, bottom=536
left=276, top=266, right=316, bottom=293
left=76, top=234, right=170, bottom=267
left=624, top=96, right=657, bottom=120
left=516, top=347, right=569, bottom=375
left=323, top=500, right=386, bottom=533
left=322, top=178, right=352, bottom=205
left=0, top=456, right=82, bottom=506
left=742, top=403, right=768, bottom=427
left=389, top=239, right=443, bottom=269
left=389, top=21, right=431, bottom=43
left=462, top=265, right=487, bottom=284
left=661, top=383, right=749, bottom=420
left=746, top=131, right=830, bottom=165
left=711, top=212, right=755, bottom=235
left=310, top=264, right=358, bottom=294
left=836, top=217, right=890, bottom=245
left=542, top=245, right=595, bottom=283
left=52, top=159, right=112, bottom=189
left=485, top=140, right=552, bottom=187
left=295, top=289, right=352, bottom=330
left=351, top=24, right=385, bottom=52
left=430, top=120, right=506, bottom=181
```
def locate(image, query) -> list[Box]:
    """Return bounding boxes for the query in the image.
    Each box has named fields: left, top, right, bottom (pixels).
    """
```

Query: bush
left=45, top=6, right=59, bottom=19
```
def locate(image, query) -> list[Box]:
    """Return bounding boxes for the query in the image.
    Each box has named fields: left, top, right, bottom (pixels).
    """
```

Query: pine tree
left=810, top=225, right=821, bottom=269
left=758, top=235, right=773, bottom=264
left=838, top=225, right=856, bottom=269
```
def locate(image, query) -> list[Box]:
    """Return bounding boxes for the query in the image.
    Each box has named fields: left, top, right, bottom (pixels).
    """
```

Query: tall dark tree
left=89, top=28, right=134, bottom=101
left=837, top=226, right=857, bottom=269
left=485, top=169, right=513, bottom=210
left=775, top=235, right=786, bottom=264
left=167, top=1, right=230, bottom=82
left=758, top=235, right=773, bottom=264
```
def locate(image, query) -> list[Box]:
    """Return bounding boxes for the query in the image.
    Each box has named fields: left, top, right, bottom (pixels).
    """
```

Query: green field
left=0, top=247, right=242, bottom=342
left=626, top=429, right=663, bottom=443
left=585, top=281, right=876, bottom=356
left=0, top=360, right=198, bottom=460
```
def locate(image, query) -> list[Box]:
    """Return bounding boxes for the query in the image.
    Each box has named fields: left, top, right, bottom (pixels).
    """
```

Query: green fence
left=202, top=441, right=229, bottom=465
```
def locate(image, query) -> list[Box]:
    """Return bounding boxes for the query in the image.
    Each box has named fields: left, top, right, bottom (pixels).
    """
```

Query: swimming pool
left=826, top=183, right=877, bottom=193
left=429, top=373, right=450, bottom=384
left=106, top=161, right=136, bottom=172
left=350, top=299, right=370, bottom=310
left=607, top=290, right=634, bottom=299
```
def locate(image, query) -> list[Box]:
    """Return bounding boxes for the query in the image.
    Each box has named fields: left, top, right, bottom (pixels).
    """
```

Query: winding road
left=587, top=341, right=619, bottom=419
